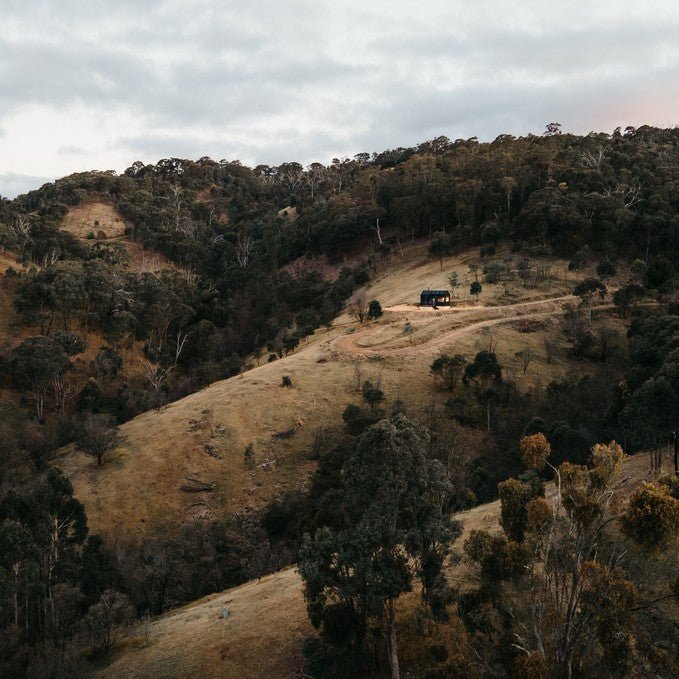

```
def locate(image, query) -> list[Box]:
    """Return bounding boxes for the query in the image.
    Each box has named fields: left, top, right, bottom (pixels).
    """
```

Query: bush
left=361, top=379, right=384, bottom=409
left=341, top=404, right=382, bottom=435
left=80, top=589, right=135, bottom=653
left=367, top=300, right=383, bottom=320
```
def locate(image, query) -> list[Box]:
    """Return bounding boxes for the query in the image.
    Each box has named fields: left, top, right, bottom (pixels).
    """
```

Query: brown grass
left=61, top=201, right=129, bottom=239
left=60, top=201, right=169, bottom=272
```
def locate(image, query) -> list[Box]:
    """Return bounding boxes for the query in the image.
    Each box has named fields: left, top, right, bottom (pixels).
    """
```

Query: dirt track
left=336, top=295, right=612, bottom=358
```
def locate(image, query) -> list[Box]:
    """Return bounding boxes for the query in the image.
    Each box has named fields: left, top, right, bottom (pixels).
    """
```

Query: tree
left=622, top=481, right=679, bottom=553
left=470, top=280, right=482, bottom=301
left=348, top=291, right=368, bottom=323
left=520, top=433, right=551, bottom=471
left=462, top=441, right=674, bottom=678
left=80, top=589, right=135, bottom=652
left=0, top=469, right=88, bottom=637
left=515, top=347, right=532, bottom=374
left=613, top=284, right=644, bottom=317
left=430, top=354, right=466, bottom=391
left=9, top=336, right=70, bottom=422
left=361, top=379, right=384, bottom=409
left=596, top=259, right=616, bottom=280
left=498, top=477, right=537, bottom=542
left=643, top=255, right=673, bottom=301
left=0, top=519, right=38, bottom=627
left=448, top=271, right=459, bottom=296
left=463, top=351, right=503, bottom=430
left=75, top=414, right=120, bottom=466
left=428, top=231, right=453, bottom=269
left=573, top=278, right=606, bottom=322
left=299, top=416, right=458, bottom=679
left=367, top=300, right=383, bottom=320
left=52, top=330, right=87, bottom=356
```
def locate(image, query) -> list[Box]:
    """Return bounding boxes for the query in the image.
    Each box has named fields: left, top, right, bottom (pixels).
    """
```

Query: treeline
left=0, top=125, right=678, bottom=431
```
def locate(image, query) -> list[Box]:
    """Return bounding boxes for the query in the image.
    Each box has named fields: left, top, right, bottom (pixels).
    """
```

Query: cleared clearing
left=61, top=201, right=129, bottom=239
left=60, top=201, right=169, bottom=272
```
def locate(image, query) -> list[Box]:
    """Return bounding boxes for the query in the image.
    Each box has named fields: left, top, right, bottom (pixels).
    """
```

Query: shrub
left=367, top=300, right=383, bottom=320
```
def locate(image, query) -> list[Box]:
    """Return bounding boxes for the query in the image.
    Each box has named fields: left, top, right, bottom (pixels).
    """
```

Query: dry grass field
left=61, top=201, right=129, bottom=239
left=60, top=201, right=169, bottom=272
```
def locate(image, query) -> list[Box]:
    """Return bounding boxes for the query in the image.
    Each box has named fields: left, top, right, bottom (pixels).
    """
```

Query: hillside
left=2, top=130, right=678, bottom=679
left=60, top=200, right=169, bottom=272
left=95, top=453, right=661, bottom=679
left=52, top=244, right=601, bottom=542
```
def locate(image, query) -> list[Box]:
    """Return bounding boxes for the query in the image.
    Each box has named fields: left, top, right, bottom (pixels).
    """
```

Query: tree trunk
left=13, top=564, right=20, bottom=627
left=386, top=601, right=400, bottom=679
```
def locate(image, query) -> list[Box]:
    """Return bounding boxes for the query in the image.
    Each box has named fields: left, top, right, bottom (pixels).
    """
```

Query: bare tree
left=235, top=230, right=254, bottom=268
left=544, top=338, right=556, bottom=364
left=143, top=360, right=174, bottom=399
left=50, top=375, right=77, bottom=415
left=348, top=291, right=368, bottom=323
left=515, top=347, right=532, bottom=375
left=75, top=414, right=120, bottom=466
left=173, top=329, right=192, bottom=366
left=370, top=217, right=383, bottom=245
left=352, top=361, right=364, bottom=392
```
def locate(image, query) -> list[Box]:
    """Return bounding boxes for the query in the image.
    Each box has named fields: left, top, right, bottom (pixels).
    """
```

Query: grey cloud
left=58, top=145, right=87, bottom=156
left=0, top=1, right=677, bottom=179
left=0, top=172, right=54, bottom=199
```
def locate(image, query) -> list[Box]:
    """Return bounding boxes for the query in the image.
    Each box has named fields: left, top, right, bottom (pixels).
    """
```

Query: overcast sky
left=1, top=0, right=678, bottom=198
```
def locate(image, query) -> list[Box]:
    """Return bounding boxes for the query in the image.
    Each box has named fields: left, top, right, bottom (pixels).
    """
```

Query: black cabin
left=420, top=289, right=451, bottom=307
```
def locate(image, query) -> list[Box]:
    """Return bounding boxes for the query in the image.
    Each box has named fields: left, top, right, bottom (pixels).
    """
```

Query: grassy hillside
left=52, top=244, right=605, bottom=542
left=95, top=453, right=661, bottom=679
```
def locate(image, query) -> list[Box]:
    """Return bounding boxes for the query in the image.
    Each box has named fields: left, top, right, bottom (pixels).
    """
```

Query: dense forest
left=1, top=125, right=678, bottom=677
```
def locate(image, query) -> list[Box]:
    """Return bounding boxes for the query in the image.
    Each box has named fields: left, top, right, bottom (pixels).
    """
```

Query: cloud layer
left=1, top=0, right=678, bottom=197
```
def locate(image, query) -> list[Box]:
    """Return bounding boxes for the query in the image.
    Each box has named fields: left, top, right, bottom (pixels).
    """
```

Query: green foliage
left=463, top=351, right=502, bottom=387
left=367, top=299, right=383, bottom=320
left=428, top=231, right=453, bottom=267
left=470, top=280, right=482, bottom=300
left=430, top=353, right=466, bottom=391
left=299, top=416, right=458, bottom=672
left=9, top=336, right=70, bottom=422
left=643, top=256, right=673, bottom=299
left=341, top=404, right=382, bottom=435
left=52, top=330, right=88, bottom=356
left=573, top=277, right=607, bottom=302
left=498, top=478, right=537, bottom=542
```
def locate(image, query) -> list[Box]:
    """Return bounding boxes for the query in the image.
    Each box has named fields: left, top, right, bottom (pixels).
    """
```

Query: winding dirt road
left=336, top=295, right=612, bottom=358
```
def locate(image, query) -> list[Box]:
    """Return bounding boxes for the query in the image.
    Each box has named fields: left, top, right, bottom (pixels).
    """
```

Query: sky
left=1, top=0, right=678, bottom=198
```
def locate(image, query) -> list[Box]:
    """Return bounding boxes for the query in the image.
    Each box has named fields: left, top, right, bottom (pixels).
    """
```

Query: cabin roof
left=420, top=289, right=449, bottom=296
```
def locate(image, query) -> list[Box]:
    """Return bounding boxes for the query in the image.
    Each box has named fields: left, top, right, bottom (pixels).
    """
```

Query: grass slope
left=61, top=201, right=169, bottom=272
left=54, top=244, right=600, bottom=542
